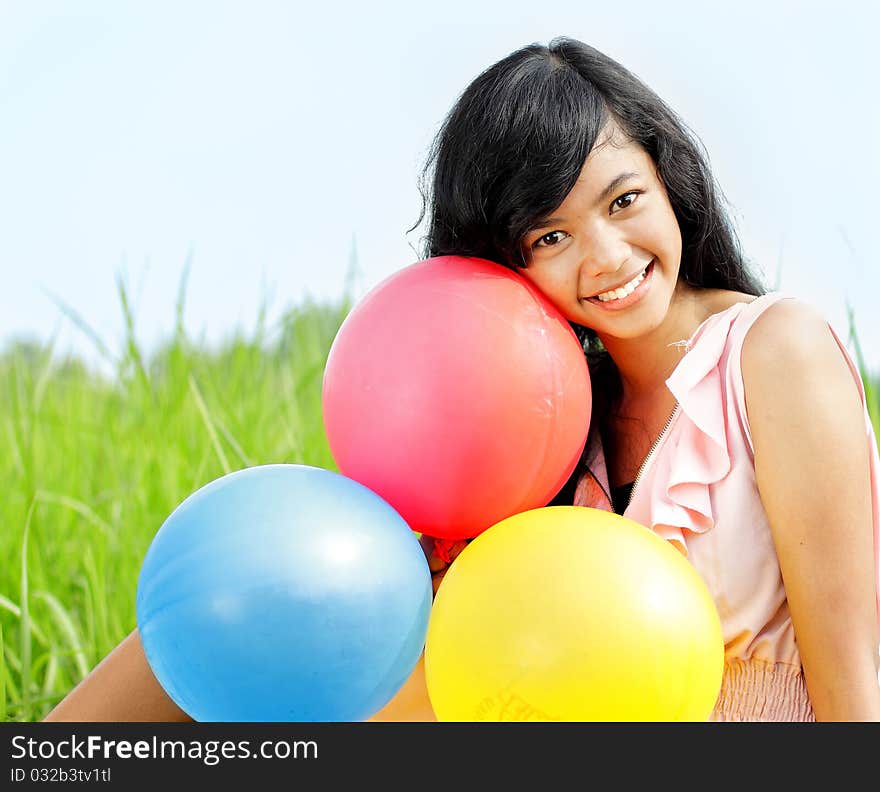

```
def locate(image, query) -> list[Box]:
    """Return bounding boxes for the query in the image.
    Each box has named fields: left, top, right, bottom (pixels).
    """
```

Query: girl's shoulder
left=740, top=295, right=849, bottom=393
left=673, top=290, right=833, bottom=412
left=693, top=290, right=835, bottom=382
left=697, top=289, right=828, bottom=356
left=738, top=294, right=831, bottom=365
left=727, top=294, right=868, bottom=454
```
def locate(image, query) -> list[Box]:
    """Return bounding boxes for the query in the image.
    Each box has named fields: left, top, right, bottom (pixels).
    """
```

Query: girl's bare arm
left=744, top=300, right=880, bottom=721
left=42, top=628, right=193, bottom=722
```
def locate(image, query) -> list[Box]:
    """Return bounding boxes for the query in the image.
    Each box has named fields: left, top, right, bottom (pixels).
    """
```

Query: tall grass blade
left=215, top=420, right=254, bottom=468
left=41, top=288, right=115, bottom=365
left=35, top=490, right=112, bottom=537
left=0, top=623, right=7, bottom=722
left=40, top=651, right=58, bottom=703
left=20, top=495, right=36, bottom=720
left=32, top=324, right=60, bottom=414
left=188, top=374, right=231, bottom=474
left=5, top=417, right=25, bottom=477
left=0, top=595, right=49, bottom=648
left=175, top=249, right=193, bottom=341
left=116, top=273, right=151, bottom=391
left=34, top=591, right=91, bottom=679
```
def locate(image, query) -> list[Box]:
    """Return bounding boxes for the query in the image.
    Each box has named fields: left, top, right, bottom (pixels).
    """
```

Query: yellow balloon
left=424, top=506, right=724, bottom=721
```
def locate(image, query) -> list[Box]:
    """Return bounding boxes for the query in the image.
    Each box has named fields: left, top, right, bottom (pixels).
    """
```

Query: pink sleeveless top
left=573, top=292, right=880, bottom=722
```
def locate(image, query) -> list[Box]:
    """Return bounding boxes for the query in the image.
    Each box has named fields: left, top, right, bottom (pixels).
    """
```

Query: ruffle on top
left=576, top=301, right=756, bottom=556
left=640, top=305, right=750, bottom=554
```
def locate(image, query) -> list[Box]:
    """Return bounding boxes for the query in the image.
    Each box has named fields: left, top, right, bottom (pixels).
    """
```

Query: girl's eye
left=532, top=230, right=569, bottom=249
left=610, top=191, right=640, bottom=214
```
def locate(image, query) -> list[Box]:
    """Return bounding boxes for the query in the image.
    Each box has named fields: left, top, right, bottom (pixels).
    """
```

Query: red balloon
left=321, top=256, right=591, bottom=540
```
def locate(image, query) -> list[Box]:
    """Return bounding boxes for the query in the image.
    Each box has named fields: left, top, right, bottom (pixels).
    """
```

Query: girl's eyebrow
left=526, top=171, right=642, bottom=233
left=595, top=171, right=641, bottom=204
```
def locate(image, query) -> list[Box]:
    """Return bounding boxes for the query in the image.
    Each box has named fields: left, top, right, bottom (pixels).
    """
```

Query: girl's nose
left=577, top=232, right=631, bottom=284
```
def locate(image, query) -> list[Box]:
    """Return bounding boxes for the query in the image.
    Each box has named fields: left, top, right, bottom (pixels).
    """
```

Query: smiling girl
left=44, top=37, right=880, bottom=724
left=416, top=37, right=880, bottom=722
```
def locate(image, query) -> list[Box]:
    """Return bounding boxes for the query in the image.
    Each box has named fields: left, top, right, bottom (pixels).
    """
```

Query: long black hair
left=413, top=37, right=767, bottom=503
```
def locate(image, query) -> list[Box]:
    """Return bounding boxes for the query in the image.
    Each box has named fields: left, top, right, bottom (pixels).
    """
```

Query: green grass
left=1, top=273, right=352, bottom=721
left=1, top=276, right=878, bottom=722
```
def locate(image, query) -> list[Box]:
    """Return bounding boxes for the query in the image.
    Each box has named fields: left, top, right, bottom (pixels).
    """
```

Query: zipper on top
left=625, top=401, right=681, bottom=512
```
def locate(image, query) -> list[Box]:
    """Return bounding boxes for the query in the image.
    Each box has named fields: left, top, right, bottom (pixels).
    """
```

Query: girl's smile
left=581, top=258, right=655, bottom=310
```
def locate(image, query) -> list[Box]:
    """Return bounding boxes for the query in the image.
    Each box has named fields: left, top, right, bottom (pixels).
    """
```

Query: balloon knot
left=433, top=537, right=470, bottom=565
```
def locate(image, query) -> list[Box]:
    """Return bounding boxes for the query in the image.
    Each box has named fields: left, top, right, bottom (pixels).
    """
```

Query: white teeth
left=595, top=266, right=648, bottom=302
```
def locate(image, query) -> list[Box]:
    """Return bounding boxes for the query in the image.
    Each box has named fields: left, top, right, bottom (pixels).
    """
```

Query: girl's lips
left=584, top=260, right=655, bottom=311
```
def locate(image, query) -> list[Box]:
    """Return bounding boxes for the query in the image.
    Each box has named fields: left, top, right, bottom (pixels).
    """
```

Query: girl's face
left=518, top=125, right=683, bottom=342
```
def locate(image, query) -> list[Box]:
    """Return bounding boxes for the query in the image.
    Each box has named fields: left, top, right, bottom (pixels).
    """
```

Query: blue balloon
left=136, top=464, right=432, bottom=721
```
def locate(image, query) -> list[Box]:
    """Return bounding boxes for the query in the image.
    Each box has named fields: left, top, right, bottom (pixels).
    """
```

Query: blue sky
left=1, top=0, right=877, bottom=371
